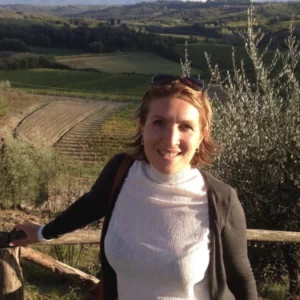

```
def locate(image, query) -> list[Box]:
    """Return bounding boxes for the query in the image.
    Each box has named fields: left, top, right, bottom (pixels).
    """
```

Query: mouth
left=157, top=150, right=181, bottom=158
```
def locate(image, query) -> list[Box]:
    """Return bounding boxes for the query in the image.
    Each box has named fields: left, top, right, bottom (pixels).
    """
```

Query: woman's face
left=140, top=96, right=202, bottom=174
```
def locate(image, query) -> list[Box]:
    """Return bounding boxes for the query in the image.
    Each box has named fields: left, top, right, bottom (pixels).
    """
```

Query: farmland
left=156, top=33, right=219, bottom=43
left=0, top=69, right=151, bottom=99
left=12, top=97, right=135, bottom=168
left=57, top=51, right=201, bottom=75
left=54, top=102, right=127, bottom=165
left=174, top=43, right=278, bottom=73
left=16, top=101, right=104, bottom=147
left=84, top=103, right=137, bottom=164
left=175, top=43, right=253, bottom=73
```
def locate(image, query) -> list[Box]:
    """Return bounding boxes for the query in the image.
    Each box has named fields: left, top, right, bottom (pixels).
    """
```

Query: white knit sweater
left=104, top=161, right=211, bottom=300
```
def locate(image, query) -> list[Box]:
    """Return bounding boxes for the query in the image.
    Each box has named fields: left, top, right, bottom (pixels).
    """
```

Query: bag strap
left=109, top=154, right=134, bottom=204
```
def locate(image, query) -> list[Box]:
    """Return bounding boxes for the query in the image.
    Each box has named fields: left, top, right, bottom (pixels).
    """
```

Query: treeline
left=70, top=1, right=299, bottom=26
left=0, top=52, right=69, bottom=70
left=0, top=22, right=182, bottom=63
left=66, top=1, right=300, bottom=49
left=71, top=1, right=252, bottom=20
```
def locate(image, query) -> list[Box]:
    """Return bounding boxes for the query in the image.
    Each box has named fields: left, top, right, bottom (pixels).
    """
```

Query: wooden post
left=0, top=232, right=24, bottom=300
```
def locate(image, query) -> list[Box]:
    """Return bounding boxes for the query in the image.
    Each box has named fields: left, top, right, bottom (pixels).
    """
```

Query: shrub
left=207, top=6, right=300, bottom=297
left=0, top=94, right=7, bottom=116
left=0, top=80, right=11, bottom=91
left=0, top=53, right=69, bottom=70
left=0, top=136, right=59, bottom=208
left=0, top=80, right=10, bottom=116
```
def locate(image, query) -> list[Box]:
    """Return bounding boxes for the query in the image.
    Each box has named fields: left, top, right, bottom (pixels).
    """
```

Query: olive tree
left=207, top=7, right=300, bottom=298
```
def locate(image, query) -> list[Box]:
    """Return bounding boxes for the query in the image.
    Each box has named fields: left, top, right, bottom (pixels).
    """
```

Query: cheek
left=185, top=132, right=201, bottom=147
left=143, top=124, right=159, bottom=142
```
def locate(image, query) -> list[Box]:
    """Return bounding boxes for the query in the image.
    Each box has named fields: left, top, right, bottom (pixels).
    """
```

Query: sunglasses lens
left=151, top=75, right=203, bottom=91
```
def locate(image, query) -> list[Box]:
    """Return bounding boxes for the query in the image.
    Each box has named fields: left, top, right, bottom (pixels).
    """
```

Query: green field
left=175, top=43, right=255, bottom=73
left=156, top=33, right=219, bottom=42
left=175, top=43, right=277, bottom=75
left=1, top=18, right=43, bottom=26
left=57, top=51, right=201, bottom=75
left=0, top=69, right=151, bottom=98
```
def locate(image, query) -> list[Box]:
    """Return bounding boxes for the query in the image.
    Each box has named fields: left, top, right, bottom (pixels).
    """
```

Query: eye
left=153, top=119, right=164, bottom=127
left=180, top=124, right=193, bottom=131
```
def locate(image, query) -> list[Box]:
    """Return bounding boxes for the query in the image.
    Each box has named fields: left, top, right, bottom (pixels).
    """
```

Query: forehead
left=147, top=96, right=200, bottom=121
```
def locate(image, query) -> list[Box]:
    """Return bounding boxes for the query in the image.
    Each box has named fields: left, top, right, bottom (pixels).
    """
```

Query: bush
left=0, top=80, right=11, bottom=91
left=0, top=94, right=7, bottom=116
left=0, top=53, right=69, bottom=70
left=0, top=136, right=59, bottom=208
left=0, top=80, right=10, bottom=116
left=207, top=6, right=300, bottom=297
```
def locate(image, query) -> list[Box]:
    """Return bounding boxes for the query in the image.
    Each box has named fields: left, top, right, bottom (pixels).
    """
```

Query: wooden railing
left=1, top=228, right=300, bottom=299
left=39, top=228, right=300, bottom=245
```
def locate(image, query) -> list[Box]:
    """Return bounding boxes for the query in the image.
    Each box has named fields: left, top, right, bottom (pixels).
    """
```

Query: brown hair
left=128, top=81, right=218, bottom=167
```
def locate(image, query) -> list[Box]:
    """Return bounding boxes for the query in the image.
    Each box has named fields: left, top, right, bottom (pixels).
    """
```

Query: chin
left=156, top=165, right=179, bottom=175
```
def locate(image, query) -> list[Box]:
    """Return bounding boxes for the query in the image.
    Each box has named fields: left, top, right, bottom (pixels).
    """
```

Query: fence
left=1, top=228, right=300, bottom=299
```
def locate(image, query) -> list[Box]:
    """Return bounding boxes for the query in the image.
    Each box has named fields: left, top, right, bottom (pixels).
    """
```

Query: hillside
left=56, top=52, right=196, bottom=75
left=2, top=2, right=300, bottom=21
left=0, top=0, right=156, bottom=6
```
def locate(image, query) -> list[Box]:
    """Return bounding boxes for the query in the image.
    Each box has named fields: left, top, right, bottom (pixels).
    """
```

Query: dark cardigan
left=43, top=153, right=257, bottom=300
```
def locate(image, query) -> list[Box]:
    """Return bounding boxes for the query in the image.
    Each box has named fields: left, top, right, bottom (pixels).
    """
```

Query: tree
left=86, top=41, right=104, bottom=53
left=0, top=38, right=31, bottom=53
left=207, top=6, right=300, bottom=298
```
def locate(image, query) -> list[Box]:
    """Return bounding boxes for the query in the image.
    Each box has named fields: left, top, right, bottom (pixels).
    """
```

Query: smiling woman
left=10, top=75, right=257, bottom=300
left=129, top=75, right=216, bottom=174
left=140, top=97, right=201, bottom=174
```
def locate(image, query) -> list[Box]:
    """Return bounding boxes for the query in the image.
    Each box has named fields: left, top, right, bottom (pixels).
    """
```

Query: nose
left=164, top=125, right=180, bottom=147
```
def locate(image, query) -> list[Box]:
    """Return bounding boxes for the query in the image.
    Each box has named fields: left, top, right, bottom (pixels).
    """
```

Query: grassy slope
left=156, top=33, right=219, bottom=42
left=0, top=69, right=151, bottom=96
left=175, top=43, right=250, bottom=72
left=57, top=51, right=201, bottom=75
left=175, top=43, right=276, bottom=76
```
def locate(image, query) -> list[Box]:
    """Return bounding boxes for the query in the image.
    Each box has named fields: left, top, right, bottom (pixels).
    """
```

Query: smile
left=158, top=150, right=181, bottom=157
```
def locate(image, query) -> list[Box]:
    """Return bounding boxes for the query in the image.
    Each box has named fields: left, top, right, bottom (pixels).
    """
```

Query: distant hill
left=0, top=0, right=157, bottom=4
left=0, top=0, right=295, bottom=4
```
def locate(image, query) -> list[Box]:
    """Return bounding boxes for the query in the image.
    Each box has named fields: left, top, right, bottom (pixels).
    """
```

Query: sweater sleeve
left=42, top=153, right=125, bottom=239
left=222, top=188, right=258, bottom=300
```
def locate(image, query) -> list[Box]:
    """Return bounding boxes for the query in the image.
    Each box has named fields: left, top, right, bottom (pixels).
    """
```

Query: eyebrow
left=150, top=115, right=196, bottom=124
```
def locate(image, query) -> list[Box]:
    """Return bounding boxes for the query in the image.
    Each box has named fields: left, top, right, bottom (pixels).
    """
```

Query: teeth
left=159, top=151, right=178, bottom=157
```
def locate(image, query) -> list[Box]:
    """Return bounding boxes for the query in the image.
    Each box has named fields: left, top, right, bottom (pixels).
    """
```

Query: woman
left=10, top=75, right=257, bottom=300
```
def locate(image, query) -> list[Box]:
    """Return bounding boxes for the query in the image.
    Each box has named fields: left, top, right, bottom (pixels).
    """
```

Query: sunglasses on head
left=151, top=74, right=204, bottom=91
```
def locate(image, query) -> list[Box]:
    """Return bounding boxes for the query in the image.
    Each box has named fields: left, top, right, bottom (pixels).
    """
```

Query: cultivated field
left=0, top=69, right=150, bottom=99
left=15, top=101, right=104, bottom=147
left=57, top=51, right=202, bottom=75
left=156, top=33, right=219, bottom=42
left=54, top=102, right=127, bottom=165
left=175, top=43, right=255, bottom=74
left=84, top=103, right=137, bottom=164
left=13, top=97, right=132, bottom=167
